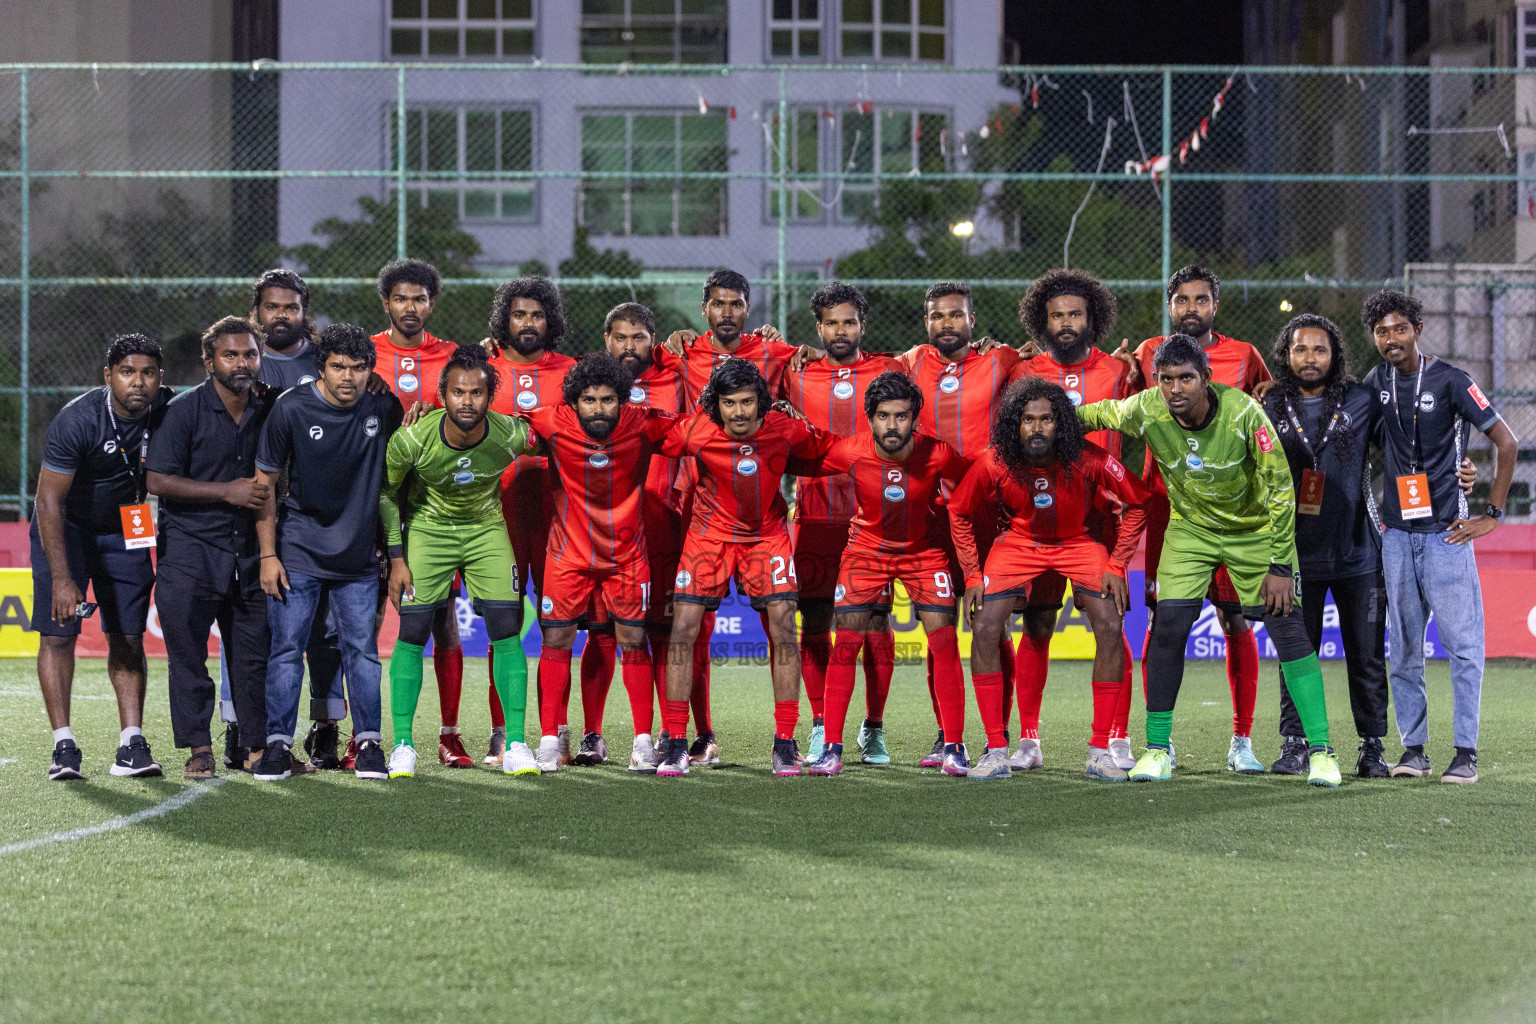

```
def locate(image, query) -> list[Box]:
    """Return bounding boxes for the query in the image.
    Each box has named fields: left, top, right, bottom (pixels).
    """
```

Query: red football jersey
left=1131, top=333, right=1271, bottom=395
left=948, top=442, right=1149, bottom=587
left=1020, top=347, right=1134, bottom=458
left=652, top=330, right=797, bottom=406
left=626, top=359, right=692, bottom=516
left=819, top=432, right=969, bottom=556
left=781, top=351, right=903, bottom=523
left=491, top=349, right=578, bottom=493
left=660, top=408, right=836, bottom=542
left=896, top=345, right=1028, bottom=460
left=528, top=403, right=674, bottom=571
left=370, top=330, right=455, bottom=408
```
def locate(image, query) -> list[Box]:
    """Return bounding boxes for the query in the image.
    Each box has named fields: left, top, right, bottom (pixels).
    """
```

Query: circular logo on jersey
left=1380, top=390, right=1390, bottom=404
left=675, top=569, right=693, bottom=588
left=1419, top=393, right=1435, bottom=412
left=1033, top=477, right=1049, bottom=491
left=1186, top=454, right=1203, bottom=470
left=400, top=357, right=416, bottom=372
left=1033, top=492, right=1053, bottom=508
left=737, top=457, right=758, bottom=476
left=298, top=375, right=316, bottom=385
left=453, top=470, right=475, bottom=485
left=1066, top=389, right=1083, bottom=406
left=589, top=452, right=610, bottom=469
left=1064, top=373, right=1080, bottom=389
left=834, top=584, right=847, bottom=602
left=398, top=374, right=419, bottom=393
left=519, top=375, right=534, bottom=389
left=629, top=385, right=646, bottom=403
left=938, top=375, right=960, bottom=394
left=833, top=380, right=855, bottom=400
left=364, top=415, right=380, bottom=438
left=516, top=390, right=538, bottom=410
left=456, top=456, right=472, bottom=468
left=102, top=440, right=118, bottom=454
left=309, top=425, right=324, bottom=441
left=884, top=484, right=905, bottom=502
left=541, top=595, right=554, bottom=615
left=983, top=574, right=990, bottom=588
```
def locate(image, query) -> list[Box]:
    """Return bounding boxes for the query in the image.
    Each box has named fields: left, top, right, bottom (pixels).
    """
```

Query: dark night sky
left=1002, top=1, right=1246, bottom=65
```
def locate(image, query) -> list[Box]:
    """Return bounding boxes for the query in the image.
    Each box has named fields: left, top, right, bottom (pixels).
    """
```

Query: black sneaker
left=253, top=741, right=292, bottom=781
left=1269, top=735, right=1309, bottom=775
left=573, top=731, right=608, bottom=766
left=688, top=731, right=720, bottom=765
left=1355, top=737, right=1390, bottom=779
left=1390, top=746, right=1432, bottom=778
left=304, top=721, right=342, bottom=770
left=353, top=739, right=388, bottom=780
left=110, top=735, right=163, bottom=778
left=655, top=736, right=690, bottom=777
left=1441, top=748, right=1478, bottom=784
left=222, top=724, right=247, bottom=770
left=48, top=739, right=83, bottom=781
left=920, top=731, right=946, bottom=768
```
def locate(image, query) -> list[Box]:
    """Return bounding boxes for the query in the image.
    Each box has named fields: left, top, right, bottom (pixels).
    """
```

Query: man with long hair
left=951, top=379, right=1149, bottom=781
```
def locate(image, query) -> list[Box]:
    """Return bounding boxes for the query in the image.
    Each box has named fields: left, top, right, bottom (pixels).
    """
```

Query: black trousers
left=157, top=562, right=270, bottom=750
left=1279, top=571, right=1389, bottom=740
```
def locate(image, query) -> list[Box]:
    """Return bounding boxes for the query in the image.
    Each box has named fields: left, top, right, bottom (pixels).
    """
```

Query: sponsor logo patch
left=834, top=584, right=846, bottom=602
left=541, top=595, right=554, bottom=615
left=833, top=380, right=855, bottom=400
left=516, top=390, right=538, bottom=410
left=298, top=375, right=316, bottom=385
left=364, top=415, right=380, bottom=438
left=737, top=457, right=758, bottom=476
left=1033, top=492, right=1053, bottom=508
left=883, top=484, right=905, bottom=502
left=453, top=470, right=475, bottom=485
left=1105, top=457, right=1125, bottom=481
left=1419, top=393, right=1435, bottom=412
left=589, top=452, right=610, bottom=469
left=398, top=373, right=418, bottom=393
left=938, top=375, right=960, bottom=394
left=309, top=425, right=324, bottom=440
left=1468, top=382, right=1490, bottom=410
left=1254, top=425, right=1273, bottom=453
left=675, top=569, right=692, bottom=588
left=102, top=440, right=117, bottom=453
left=1186, top=453, right=1203, bottom=470
left=629, top=384, right=646, bottom=403
left=1066, top=389, right=1083, bottom=406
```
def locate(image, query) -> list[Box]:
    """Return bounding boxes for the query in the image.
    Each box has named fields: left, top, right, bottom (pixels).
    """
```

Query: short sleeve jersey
left=653, top=331, right=797, bottom=406
left=1363, top=355, right=1501, bottom=532
left=896, top=344, right=1027, bottom=460
left=660, top=408, right=835, bottom=542
left=371, top=330, right=456, bottom=408
left=381, top=409, right=536, bottom=550
left=626, top=360, right=692, bottom=514
left=490, top=349, right=578, bottom=494
left=41, top=386, right=174, bottom=533
left=1020, top=347, right=1134, bottom=458
left=529, top=403, right=675, bottom=570
left=819, top=432, right=968, bottom=555
left=256, top=384, right=404, bottom=580
left=781, top=351, right=904, bottom=523
left=258, top=340, right=319, bottom=391
left=1132, top=333, right=1272, bottom=396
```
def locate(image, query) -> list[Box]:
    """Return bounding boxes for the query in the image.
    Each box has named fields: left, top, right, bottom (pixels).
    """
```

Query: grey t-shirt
left=258, top=340, right=319, bottom=391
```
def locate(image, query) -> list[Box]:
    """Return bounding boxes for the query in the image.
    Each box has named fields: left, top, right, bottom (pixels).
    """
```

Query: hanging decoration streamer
left=1124, top=70, right=1240, bottom=180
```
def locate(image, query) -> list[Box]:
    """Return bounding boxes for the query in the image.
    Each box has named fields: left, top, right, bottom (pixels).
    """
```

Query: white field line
left=0, top=777, right=228, bottom=857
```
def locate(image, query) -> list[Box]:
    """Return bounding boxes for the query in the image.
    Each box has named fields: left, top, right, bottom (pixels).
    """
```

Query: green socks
left=490, top=636, right=529, bottom=743
left=389, top=640, right=426, bottom=748
left=1146, top=710, right=1173, bottom=749
left=1280, top=653, right=1330, bottom=749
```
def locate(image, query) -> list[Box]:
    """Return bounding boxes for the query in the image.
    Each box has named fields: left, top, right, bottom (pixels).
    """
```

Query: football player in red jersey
left=655, top=268, right=797, bottom=404
left=894, top=281, right=1030, bottom=767
left=369, top=258, right=469, bottom=769
left=1011, top=269, right=1137, bottom=772
left=780, top=283, right=904, bottom=766
left=525, top=353, right=675, bottom=773
left=1119, top=265, right=1273, bottom=773
left=479, top=277, right=578, bottom=765
left=951, top=379, right=1149, bottom=781
left=654, top=359, right=837, bottom=778
left=805, top=373, right=971, bottom=776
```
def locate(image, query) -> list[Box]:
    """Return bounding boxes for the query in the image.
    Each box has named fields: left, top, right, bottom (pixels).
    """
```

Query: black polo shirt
left=145, top=378, right=275, bottom=584
left=258, top=340, right=319, bottom=391
left=40, top=385, right=174, bottom=534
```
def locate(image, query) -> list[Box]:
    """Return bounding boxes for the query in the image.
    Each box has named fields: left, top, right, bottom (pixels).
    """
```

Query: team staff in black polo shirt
left=32, top=335, right=173, bottom=781
left=145, top=317, right=278, bottom=780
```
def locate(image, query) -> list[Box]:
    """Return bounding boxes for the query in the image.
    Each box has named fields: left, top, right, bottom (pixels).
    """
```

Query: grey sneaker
left=627, top=733, right=660, bottom=773
left=771, top=738, right=804, bottom=777
left=966, top=747, right=1012, bottom=780
left=573, top=731, right=608, bottom=766
left=1085, top=746, right=1129, bottom=782
left=1440, top=749, right=1478, bottom=784
left=1107, top=737, right=1136, bottom=771
left=1009, top=737, right=1043, bottom=770
left=535, top=735, right=562, bottom=773
left=1390, top=747, right=1432, bottom=778
left=919, top=731, right=945, bottom=768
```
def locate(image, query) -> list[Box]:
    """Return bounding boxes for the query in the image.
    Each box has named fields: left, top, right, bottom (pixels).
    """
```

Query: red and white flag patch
left=1467, top=382, right=1491, bottom=410
left=1105, top=456, right=1125, bottom=481
left=1255, top=425, right=1274, bottom=453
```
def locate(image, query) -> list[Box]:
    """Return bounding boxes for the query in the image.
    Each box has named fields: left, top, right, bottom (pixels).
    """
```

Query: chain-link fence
left=3, top=61, right=1535, bottom=518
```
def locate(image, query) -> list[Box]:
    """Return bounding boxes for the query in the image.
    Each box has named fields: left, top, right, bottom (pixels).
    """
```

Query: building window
left=388, top=0, right=537, bottom=59
left=1520, top=7, right=1536, bottom=67
left=580, top=111, right=728, bottom=236
left=580, top=0, right=728, bottom=64
left=840, top=0, right=946, bottom=62
left=765, top=107, right=825, bottom=221
left=838, top=107, right=948, bottom=220
left=390, top=106, right=536, bottom=221
left=769, top=0, right=822, bottom=60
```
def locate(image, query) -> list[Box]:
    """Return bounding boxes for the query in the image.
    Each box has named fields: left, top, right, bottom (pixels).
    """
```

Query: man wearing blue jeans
left=251, top=323, right=404, bottom=782
left=1360, top=290, right=1518, bottom=785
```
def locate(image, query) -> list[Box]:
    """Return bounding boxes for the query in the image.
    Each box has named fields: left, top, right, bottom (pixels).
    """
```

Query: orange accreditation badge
left=119, top=503, right=156, bottom=549
left=1395, top=473, right=1433, bottom=521
left=1297, top=469, right=1325, bottom=516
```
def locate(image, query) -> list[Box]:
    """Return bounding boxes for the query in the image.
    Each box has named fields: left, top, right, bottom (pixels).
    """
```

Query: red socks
left=973, top=670, right=1007, bottom=749
left=928, top=626, right=965, bottom=745
left=822, top=630, right=864, bottom=746
left=925, top=650, right=942, bottom=732
left=647, top=626, right=671, bottom=716
left=1090, top=678, right=1119, bottom=748
left=998, top=633, right=1017, bottom=732
left=580, top=630, right=617, bottom=735
left=620, top=647, right=654, bottom=736
left=1110, top=634, right=1133, bottom=740
left=691, top=613, right=715, bottom=734
left=800, top=630, right=831, bottom=720
left=773, top=700, right=799, bottom=741
left=433, top=646, right=463, bottom=728
left=862, top=629, right=894, bottom=721
left=1014, top=633, right=1051, bottom=740
left=487, top=657, right=506, bottom=729
left=536, top=648, right=572, bottom=737
left=1227, top=626, right=1259, bottom=738
left=662, top=698, right=691, bottom=739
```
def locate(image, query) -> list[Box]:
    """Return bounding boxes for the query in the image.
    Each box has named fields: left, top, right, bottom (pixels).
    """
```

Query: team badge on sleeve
left=1254, top=425, right=1274, bottom=453
left=1468, top=382, right=1491, bottom=410
left=1105, top=456, right=1125, bottom=481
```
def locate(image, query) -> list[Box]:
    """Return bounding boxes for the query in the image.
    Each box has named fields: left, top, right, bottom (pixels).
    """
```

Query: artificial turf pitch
left=0, top=656, right=1531, bottom=1023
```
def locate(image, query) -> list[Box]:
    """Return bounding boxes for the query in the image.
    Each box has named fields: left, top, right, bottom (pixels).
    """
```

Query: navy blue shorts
left=29, top=518, right=155, bottom=637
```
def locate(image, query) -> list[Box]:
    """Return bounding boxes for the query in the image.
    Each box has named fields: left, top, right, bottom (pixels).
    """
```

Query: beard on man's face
left=580, top=412, right=618, bottom=439
left=1048, top=327, right=1090, bottom=362
left=509, top=327, right=546, bottom=356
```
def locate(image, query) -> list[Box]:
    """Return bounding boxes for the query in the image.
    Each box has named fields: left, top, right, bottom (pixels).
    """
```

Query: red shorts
left=675, top=530, right=797, bottom=610
left=540, top=556, right=651, bottom=628
left=836, top=544, right=954, bottom=614
left=793, top=518, right=851, bottom=602
left=504, top=472, right=553, bottom=597
left=642, top=506, right=683, bottom=627
left=1142, top=493, right=1240, bottom=609
left=981, top=533, right=1111, bottom=605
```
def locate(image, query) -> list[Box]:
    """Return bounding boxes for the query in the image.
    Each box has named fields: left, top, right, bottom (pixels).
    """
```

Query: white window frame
left=391, top=104, right=539, bottom=224
left=579, top=0, right=729, bottom=64
left=578, top=109, right=730, bottom=238
left=835, top=105, right=950, bottom=222
left=838, top=0, right=948, bottom=63
left=762, top=105, right=830, bottom=224
left=386, top=0, right=538, bottom=61
left=767, top=0, right=826, bottom=62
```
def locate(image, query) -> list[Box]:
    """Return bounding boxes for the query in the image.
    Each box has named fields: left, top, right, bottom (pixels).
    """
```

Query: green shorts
left=403, top=520, right=519, bottom=610
left=1154, top=518, right=1298, bottom=615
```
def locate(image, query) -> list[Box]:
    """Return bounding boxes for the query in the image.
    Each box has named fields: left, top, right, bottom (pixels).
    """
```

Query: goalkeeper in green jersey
left=379, top=345, right=542, bottom=777
left=1077, top=334, right=1341, bottom=787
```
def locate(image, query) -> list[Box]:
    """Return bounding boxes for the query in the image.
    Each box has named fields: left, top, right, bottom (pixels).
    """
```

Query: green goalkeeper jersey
left=380, top=408, right=537, bottom=551
left=1077, top=383, right=1297, bottom=565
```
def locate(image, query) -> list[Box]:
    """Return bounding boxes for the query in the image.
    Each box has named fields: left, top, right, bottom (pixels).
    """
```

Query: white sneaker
left=502, top=741, right=541, bottom=776
left=536, top=735, right=563, bottom=773
left=628, top=733, right=659, bottom=774
left=1107, top=737, right=1136, bottom=771
left=387, top=742, right=417, bottom=778
left=1009, top=738, right=1043, bottom=770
